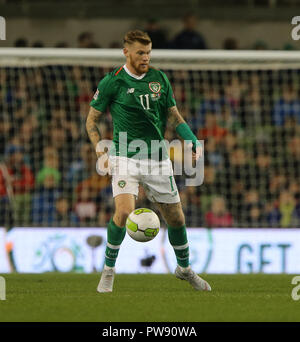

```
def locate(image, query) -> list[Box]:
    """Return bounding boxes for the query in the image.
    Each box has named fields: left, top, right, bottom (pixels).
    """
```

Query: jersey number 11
left=139, top=94, right=150, bottom=110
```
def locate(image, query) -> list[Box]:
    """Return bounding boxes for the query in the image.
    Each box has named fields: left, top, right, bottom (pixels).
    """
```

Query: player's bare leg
left=97, top=194, right=135, bottom=293
left=112, top=193, right=136, bottom=228
left=156, top=201, right=211, bottom=291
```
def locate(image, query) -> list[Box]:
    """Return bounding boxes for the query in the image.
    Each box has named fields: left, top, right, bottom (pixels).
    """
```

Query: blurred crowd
left=0, top=60, right=300, bottom=229
left=12, top=14, right=296, bottom=51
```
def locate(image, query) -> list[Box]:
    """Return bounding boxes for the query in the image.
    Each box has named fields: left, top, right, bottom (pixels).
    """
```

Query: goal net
left=0, top=48, right=299, bottom=229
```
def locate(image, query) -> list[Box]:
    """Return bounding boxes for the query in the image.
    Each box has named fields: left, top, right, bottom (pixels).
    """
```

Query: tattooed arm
left=86, top=106, right=103, bottom=157
left=167, top=105, right=185, bottom=129
left=167, top=106, right=202, bottom=160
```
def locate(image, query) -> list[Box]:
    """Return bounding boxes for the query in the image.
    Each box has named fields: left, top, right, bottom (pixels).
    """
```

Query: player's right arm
left=87, top=72, right=114, bottom=158
left=86, top=106, right=104, bottom=158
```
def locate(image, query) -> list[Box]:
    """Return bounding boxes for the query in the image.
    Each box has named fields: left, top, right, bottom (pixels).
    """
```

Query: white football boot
left=175, top=265, right=211, bottom=291
left=97, top=266, right=115, bottom=293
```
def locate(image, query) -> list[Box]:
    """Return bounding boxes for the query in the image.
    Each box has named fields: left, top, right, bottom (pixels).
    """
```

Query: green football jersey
left=90, top=65, right=176, bottom=159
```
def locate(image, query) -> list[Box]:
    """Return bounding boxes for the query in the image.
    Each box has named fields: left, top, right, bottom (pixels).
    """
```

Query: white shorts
left=109, top=156, right=180, bottom=204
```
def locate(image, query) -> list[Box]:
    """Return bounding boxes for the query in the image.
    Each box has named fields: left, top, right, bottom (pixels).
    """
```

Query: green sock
left=105, top=218, right=126, bottom=267
left=167, top=225, right=189, bottom=268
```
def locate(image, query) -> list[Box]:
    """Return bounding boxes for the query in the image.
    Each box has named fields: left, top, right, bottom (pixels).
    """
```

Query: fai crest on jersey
left=149, top=82, right=161, bottom=94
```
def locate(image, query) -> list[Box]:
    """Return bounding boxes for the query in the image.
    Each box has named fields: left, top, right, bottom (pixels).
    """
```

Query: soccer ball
left=126, top=208, right=160, bottom=242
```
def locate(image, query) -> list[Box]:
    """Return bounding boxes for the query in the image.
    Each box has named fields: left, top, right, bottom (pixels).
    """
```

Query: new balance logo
left=127, top=88, right=135, bottom=94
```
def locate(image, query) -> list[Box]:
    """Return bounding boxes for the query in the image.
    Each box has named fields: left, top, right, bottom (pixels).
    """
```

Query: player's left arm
left=167, top=105, right=185, bottom=127
left=167, top=105, right=202, bottom=160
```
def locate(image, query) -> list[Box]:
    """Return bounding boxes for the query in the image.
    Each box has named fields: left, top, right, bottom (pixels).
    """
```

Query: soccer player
left=86, top=30, right=211, bottom=292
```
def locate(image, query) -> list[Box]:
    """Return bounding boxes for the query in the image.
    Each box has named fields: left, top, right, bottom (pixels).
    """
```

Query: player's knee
left=113, top=207, right=133, bottom=227
left=167, top=213, right=185, bottom=228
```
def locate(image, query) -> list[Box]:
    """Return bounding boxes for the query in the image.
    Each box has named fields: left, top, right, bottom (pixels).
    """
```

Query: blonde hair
left=123, top=30, right=151, bottom=46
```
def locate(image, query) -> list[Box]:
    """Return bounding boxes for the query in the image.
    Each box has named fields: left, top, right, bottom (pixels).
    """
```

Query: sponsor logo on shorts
left=118, top=180, right=126, bottom=188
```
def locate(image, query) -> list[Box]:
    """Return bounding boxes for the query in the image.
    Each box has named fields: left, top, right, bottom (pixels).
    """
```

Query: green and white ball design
left=126, top=208, right=160, bottom=242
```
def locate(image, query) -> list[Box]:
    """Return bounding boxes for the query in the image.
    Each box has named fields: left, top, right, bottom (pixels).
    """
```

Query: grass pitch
left=0, top=273, right=299, bottom=322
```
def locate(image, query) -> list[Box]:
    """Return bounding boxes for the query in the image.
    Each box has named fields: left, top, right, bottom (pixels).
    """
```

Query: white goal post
left=1, top=48, right=300, bottom=69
